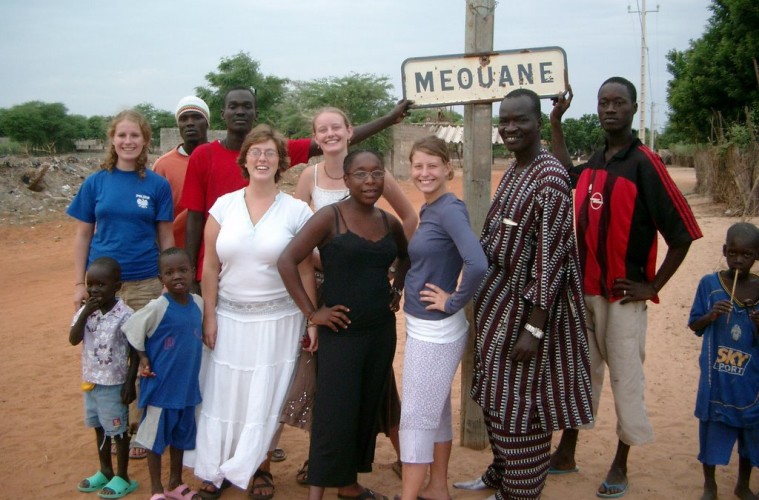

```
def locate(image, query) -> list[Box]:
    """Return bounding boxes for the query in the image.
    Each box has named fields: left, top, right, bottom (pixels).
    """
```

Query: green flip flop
left=77, top=470, right=110, bottom=492
left=97, top=476, right=138, bottom=499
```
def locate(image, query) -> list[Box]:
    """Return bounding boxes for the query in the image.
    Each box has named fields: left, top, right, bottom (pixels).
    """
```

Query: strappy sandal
left=337, top=488, right=388, bottom=500
left=197, top=479, right=231, bottom=500
left=296, top=460, right=309, bottom=486
left=249, top=469, right=274, bottom=500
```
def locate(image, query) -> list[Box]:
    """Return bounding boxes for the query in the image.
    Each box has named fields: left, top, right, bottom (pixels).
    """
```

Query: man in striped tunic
left=457, top=88, right=594, bottom=500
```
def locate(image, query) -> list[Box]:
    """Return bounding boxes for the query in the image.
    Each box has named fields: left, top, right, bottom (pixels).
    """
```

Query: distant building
left=159, top=128, right=226, bottom=154
left=75, top=139, right=105, bottom=152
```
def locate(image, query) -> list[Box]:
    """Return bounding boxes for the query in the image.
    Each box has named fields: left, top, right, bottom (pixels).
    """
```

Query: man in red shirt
left=547, top=78, right=702, bottom=499
left=181, top=87, right=411, bottom=282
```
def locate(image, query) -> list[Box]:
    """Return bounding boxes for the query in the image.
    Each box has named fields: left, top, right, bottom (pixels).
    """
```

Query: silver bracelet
left=524, top=323, right=544, bottom=340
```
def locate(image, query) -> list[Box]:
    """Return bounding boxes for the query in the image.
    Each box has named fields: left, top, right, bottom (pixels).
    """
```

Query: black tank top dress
left=307, top=205, right=398, bottom=487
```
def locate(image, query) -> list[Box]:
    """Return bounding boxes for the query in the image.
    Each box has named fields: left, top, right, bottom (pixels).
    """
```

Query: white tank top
left=311, top=163, right=348, bottom=211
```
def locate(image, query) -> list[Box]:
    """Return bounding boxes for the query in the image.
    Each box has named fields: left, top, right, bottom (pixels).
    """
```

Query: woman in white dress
left=191, top=124, right=316, bottom=499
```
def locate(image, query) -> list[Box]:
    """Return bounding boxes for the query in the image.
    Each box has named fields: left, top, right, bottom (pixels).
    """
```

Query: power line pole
left=628, top=0, right=659, bottom=144
left=650, top=101, right=656, bottom=149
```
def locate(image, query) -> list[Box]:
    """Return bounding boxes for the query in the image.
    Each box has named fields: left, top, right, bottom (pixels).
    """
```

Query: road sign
left=401, top=46, right=567, bottom=107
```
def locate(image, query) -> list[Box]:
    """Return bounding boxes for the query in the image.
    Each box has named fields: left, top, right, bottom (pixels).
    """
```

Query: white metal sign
left=401, top=46, right=567, bottom=107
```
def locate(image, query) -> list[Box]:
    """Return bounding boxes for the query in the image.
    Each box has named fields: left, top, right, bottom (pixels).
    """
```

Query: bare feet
left=735, top=483, right=758, bottom=500
left=548, top=450, right=577, bottom=472
left=418, top=487, right=452, bottom=499
left=700, top=486, right=717, bottom=500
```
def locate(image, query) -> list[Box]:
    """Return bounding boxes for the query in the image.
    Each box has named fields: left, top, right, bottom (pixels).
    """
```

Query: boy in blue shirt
left=122, top=248, right=203, bottom=500
left=70, top=257, right=139, bottom=498
left=688, top=222, right=759, bottom=500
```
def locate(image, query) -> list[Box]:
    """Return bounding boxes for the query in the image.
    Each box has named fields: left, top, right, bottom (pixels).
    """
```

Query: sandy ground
left=1, top=166, right=757, bottom=500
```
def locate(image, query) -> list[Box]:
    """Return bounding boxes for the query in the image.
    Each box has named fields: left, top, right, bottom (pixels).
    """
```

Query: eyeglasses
left=248, top=148, right=278, bottom=160
left=350, top=170, right=385, bottom=181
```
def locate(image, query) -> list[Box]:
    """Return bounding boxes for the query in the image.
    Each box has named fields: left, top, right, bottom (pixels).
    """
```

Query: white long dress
left=186, top=189, right=312, bottom=488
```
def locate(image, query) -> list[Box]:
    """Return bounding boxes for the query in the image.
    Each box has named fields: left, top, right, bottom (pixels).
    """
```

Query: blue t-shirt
left=123, top=293, right=203, bottom=409
left=403, top=193, right=487, bottom=320
left=67, top=168, right=174, bottom=281
left=689, top=272, right=759, bottom=428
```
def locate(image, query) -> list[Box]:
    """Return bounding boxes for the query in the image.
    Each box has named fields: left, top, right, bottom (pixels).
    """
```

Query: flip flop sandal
left=128, top=445, right=148, bottom=460
left=198, top=480, right=231, bottom=500
left=150, top=495, right=167, bottom=500
left=249, top=469, right=275, bottom=500
left=296, top=460, right=309, bottom=486
left=596, top=480, right=629, bottom=499
left=97, top=476, right=138, bottom=499
left=337, top=488, right=388, bottom=500
left=548, top=466, right=580, bottom=475
left=77, top=470, right=110, bottom=492
left=270, top=447, right=286, bottom=462
left=165, top=483, right=202, bottom=500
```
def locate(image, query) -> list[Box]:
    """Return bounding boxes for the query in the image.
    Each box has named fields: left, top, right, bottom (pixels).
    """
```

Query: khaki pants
left=583, top=295, right=655, bottom=446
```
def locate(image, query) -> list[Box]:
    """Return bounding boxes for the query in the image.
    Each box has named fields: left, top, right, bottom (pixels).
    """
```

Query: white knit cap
left=175, top=96, right=210, bottom=125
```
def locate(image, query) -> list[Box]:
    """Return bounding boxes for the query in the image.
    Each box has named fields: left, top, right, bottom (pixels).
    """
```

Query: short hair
left=600, top=77, right=637, bottom=103
left=504, top=88, right=542, bottom=120
left=101, top=110, right=151, bottom=178
left=726, top=222, right=759, bottom=248
left=237, top=124, right=289, bottom=182
left=312, top=107, right=352, bottom=132
left=159, top=247, right=191, bottom=267
left=223, top=86, right=256, bottom=107
left=88, top=256, right=121, bottom=280
left=409, top=136, right=454, bottom=181
left=343, top=149, right=383, bottom=174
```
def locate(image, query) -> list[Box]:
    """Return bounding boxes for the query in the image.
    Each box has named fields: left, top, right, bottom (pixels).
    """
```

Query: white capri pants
left=399, top=311, right=468, bottom=463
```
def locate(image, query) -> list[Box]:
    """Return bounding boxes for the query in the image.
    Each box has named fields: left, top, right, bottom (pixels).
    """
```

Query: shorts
left=117, top=276, right=163, bottom=311
left=83, top=384, right=128, bottom=437
left=699, top=419, right=759, bottom=466
left=134, top=405, right=197, bottom=455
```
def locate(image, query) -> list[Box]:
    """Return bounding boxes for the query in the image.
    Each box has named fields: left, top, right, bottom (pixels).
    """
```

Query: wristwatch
left=524, top=323, right=544, bottom=340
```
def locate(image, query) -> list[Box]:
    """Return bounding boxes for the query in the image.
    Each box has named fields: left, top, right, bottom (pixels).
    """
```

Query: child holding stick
left=688, top=222, right=759, bottom=500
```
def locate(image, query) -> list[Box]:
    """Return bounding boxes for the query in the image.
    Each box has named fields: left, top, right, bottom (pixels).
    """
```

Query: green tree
left=666, top=0, right=759, bottom=142
left=0, top=101, right=81, bottom=152
left=85, top=115, right=110, bottom=139
left=133, top=103, right=174, bottom=146
left=196, top=52, right=288, bottom=130
left=273, top=73, right=398, bottom=152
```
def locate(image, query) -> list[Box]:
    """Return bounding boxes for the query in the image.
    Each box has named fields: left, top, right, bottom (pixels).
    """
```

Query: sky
left=0, top=0, right=713, bottom=131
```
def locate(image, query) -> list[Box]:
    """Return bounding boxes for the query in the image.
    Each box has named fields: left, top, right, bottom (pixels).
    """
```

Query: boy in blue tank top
left=688, top=222, right=759, bottom=500
left=122, top=248, right=204, bottom=500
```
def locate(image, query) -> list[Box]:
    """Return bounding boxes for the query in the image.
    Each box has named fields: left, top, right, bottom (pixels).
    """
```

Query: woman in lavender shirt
left=398, top=136, right=487, bottom=500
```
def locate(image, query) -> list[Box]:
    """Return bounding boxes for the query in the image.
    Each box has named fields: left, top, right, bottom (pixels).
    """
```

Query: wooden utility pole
left=460, top=0, right=495, bottom=449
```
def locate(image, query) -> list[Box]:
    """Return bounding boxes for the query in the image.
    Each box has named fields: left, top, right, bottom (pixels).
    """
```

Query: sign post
left=402, top=47, right=567, bottom=107
left=459, top=0, right=495, bottom=450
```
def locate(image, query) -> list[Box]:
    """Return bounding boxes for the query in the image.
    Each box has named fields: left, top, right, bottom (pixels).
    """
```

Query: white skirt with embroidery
left=185, top=295, right=303, bottom=488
